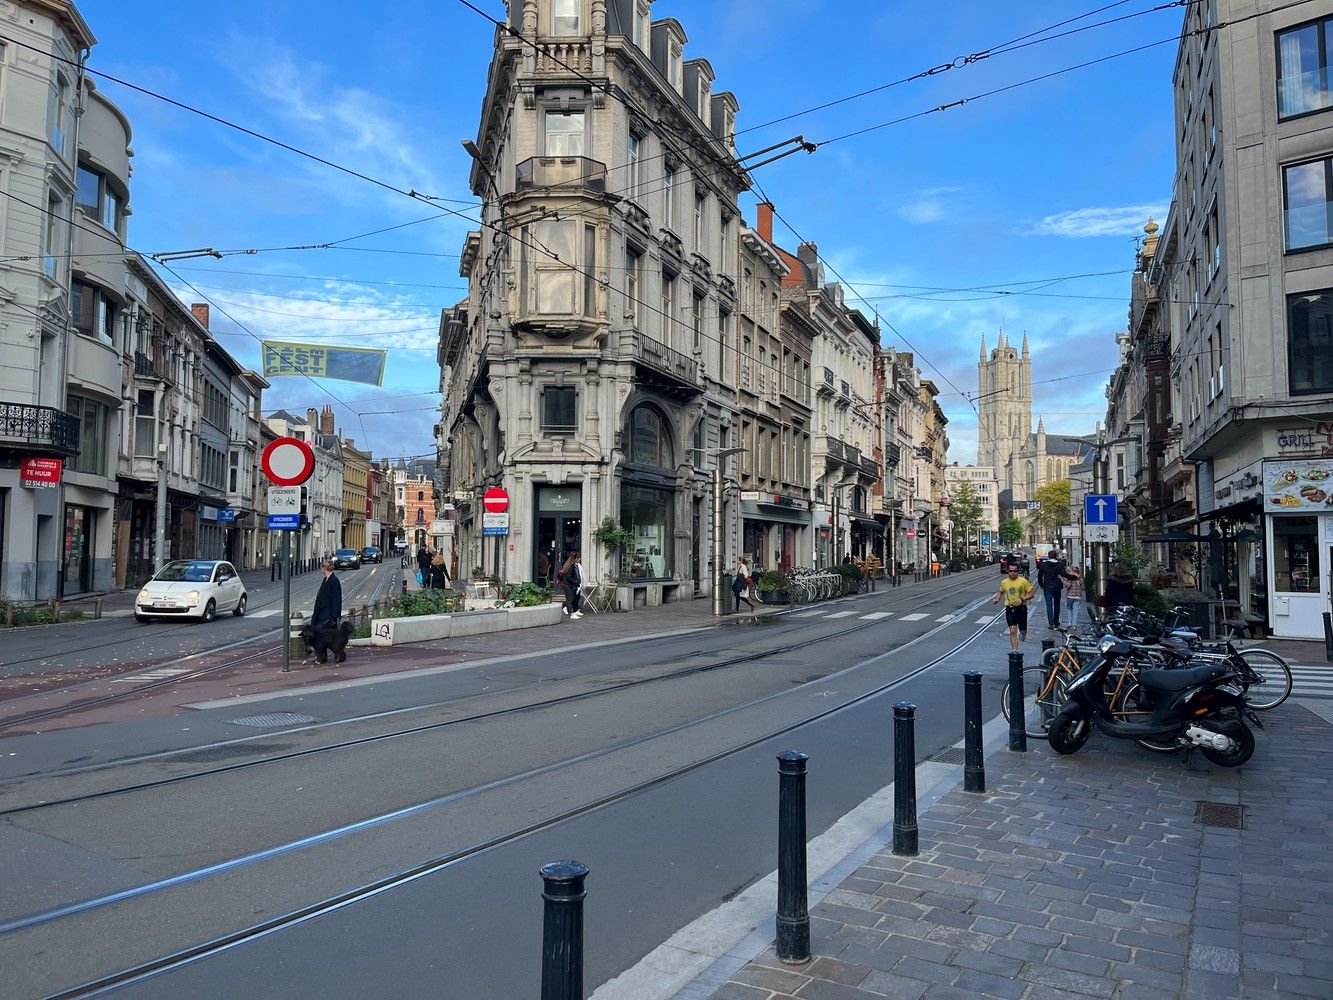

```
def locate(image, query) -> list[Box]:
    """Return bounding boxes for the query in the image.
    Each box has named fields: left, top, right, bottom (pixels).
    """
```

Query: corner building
left=442, top=0, right=748, bottom=598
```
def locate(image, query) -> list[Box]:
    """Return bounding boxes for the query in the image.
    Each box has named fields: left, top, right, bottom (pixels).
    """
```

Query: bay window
left=520, top=218, right=599, bottom=316
left=543, top=110, right=585, bottom=157
left=68, top=394, right=107, bottom=475
left=541, top=387, right=577, bottom=435
left=72, top=280, right=117, bottom=347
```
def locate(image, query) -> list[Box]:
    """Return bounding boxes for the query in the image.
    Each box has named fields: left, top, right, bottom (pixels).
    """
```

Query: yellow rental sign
left=261, top=341, right=387, bottom=387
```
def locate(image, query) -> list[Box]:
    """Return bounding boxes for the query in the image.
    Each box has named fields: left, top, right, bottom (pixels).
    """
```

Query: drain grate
left=928, top=746, right=967, bottom=765
left=226, top=712, right=317, bottom=728
left=177, top=743, right=290, bottom=762
left=1195, top=801, right=1245, bottom=829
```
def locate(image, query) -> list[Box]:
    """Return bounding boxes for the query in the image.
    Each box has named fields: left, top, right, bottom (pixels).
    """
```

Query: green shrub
left=1133, top=581, right=1170, bottom=619
left=388, top=589, right=462, bottom=618
left=499, top=581, right=552, bottom=607
left=755, top=570, right=790, bottom=593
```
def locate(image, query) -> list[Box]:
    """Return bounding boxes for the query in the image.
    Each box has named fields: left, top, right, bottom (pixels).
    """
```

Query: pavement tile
left=805, top=957, right=873, bottom=988
left=1023, top=965, right=1116, bottom=998
left=734, top=965, right=812, bottom=994
left=949, top=969, right=1025, bottom=999
left=889, top=957, right=958, bottom=986
left=874, top=936, right=954, bottom=965
left=855, top=973, right=928, bottom=1000
left=949, top=949, right=1022, bottom=978
left=791, top=981, right=877, bottom=1000
left=711, top=984, right=772, bottom=1000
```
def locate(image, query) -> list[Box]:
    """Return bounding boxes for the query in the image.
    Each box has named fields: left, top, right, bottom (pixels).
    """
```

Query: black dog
left=301, top=621, right=352, bottom=664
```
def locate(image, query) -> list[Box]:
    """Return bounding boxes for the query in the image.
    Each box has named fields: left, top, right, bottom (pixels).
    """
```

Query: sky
left=84, top=0, right=1184, bottom=467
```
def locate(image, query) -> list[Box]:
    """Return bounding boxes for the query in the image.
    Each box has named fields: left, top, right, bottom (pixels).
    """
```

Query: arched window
left=1025, top=461, right=1035, bottom=493
left=625, top=404, right=673, bottom=468
left=1046, top=459, right=1053, bottom=481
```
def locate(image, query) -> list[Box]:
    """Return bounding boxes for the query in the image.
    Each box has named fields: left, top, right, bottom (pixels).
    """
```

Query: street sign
left=483, top=511, right=509, bottom=536
left=261, top=436, right=315, bottom=487
left=981, top=534, right=991, bottom=546
left=1023, top=501, right=1041, bottom=511
left=267, top=513, right=301, bottom=530
left=1060, top=525, right=1080, bottom=539
left=268, top=486, right=302, bottom=515
left=905, top=529, right=917, bottom=538
left=218, top=508, right=237, bottom=523
left=1084, top=524, right=1120, bottom=543
left=483, top=487, right=509, bottom=514
left=1085, top=493, right=1118, bottom=525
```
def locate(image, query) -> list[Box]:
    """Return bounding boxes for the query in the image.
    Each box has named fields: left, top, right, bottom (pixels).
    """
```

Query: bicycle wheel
left=1237, top=648, right=1293, bottom=710
left=1001, top=666, right=1067, bottom=739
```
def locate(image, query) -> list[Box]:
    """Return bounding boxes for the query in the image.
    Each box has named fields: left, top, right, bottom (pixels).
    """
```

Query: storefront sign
left=1264, top=459, right=1333, bottom=512
left=739, top=491, right=810, bottom=510
left=199, top=506, right=220, bottom=522
left=1275, top=423, right=1333, bottom=457
left=537, top=488, right=579, bottom=512
left=218, top=508, right=237, bottom=523
left=20, top=457, right=61, bottom=489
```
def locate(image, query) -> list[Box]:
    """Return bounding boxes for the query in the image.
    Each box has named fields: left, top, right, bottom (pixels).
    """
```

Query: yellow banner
left=261, top=341, right=387, bottom=386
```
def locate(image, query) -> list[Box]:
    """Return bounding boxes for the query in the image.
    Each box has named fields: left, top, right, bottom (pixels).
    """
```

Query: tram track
left=0, top=572, right=991, bottom=812
left=23, top=601, right=1001, bottom=999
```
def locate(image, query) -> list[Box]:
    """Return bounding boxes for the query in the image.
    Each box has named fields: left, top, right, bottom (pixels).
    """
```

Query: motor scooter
left=1047, top=637, right=1256, bottom=767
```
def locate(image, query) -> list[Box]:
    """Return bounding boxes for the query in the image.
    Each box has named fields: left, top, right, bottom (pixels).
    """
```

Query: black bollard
left=775, top=750, right=811, bottom=964
left=892, top=702, right=919, bottom=856
left=1041, top=638, right=1055, bottom=656
left=539, top=860, right=588, bottom=1000
left=1007, top=651, right=1027, bottom=753
left=964, top=673, right=985, bottom=793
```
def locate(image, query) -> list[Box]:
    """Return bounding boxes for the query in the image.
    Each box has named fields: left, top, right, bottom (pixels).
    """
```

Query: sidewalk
left=710, top=700, right=1333, bottom=1000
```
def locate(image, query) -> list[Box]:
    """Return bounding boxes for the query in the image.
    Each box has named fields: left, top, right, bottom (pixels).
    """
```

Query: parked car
left=360, top=546, right=382, bottom=564
left=136, top=560, right=247, bottom=623
left=333, top=548, right=362, bottom=570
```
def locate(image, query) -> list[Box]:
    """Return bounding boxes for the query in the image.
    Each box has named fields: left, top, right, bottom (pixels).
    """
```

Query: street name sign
left=267, top=513, right=301, bottom=530
left=1085, top=493, right=1118, bottom=525
left=1084, top=524, right=1120, bottom=543
left=268, top=486, right=302, bottom=515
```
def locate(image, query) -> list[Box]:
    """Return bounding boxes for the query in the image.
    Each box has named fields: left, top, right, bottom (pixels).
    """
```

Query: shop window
left=541, top=386, right=577, bottom=435
left=625, top=404, right=673, bottom=468
left=1273, top=516, right=1319, bottom=592
left=621, top=483, right=673, bottom=579
left=1287, top=290, right=1333, bottom=394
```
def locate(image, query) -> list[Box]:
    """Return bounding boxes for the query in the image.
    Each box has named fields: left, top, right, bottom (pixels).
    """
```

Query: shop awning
left=740, top=500, right=809, bottom=526
left=1140, top=530, right=1211, bottom=543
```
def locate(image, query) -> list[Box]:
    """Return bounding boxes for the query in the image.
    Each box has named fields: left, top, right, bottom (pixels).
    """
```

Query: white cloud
left=896, top=186, right=963, bottom=225
left=1029, top=204, right=1167, bottom=238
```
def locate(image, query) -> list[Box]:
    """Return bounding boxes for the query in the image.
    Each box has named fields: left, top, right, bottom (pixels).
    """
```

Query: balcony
left=825, top=436, right=846, bottom=462
left=844, top=442, right=861, bottom=466
left=0, top=402, right=80, bottom=457
left=515, top=156, right=607, bottom=195
left=534, top=39, right=592, bottom=74
left=134, top=351, right=161, bottom=379
left=859, top=455, right=879, bottom=478
left=623, top=330, right=701, bottom=399
left=818, top=366, right=836, bottom=398
left=1129, top=272, right=1159, bottom=337
left=916, top=445, right=933, bottom=461
left=886, top=442, right=902, bottom=468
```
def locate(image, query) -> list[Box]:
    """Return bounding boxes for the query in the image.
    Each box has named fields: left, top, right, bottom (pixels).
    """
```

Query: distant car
left=333, top=548, right=362, bottom=570
left=136, top=560, right=247, bottom=623
left=361, top=546, right=382, bottom=564
left=998, top=551, right=1030, bottom=575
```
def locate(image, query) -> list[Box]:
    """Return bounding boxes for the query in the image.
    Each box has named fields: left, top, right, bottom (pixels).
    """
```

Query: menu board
left=1265, top=459, right=1333, bottom=511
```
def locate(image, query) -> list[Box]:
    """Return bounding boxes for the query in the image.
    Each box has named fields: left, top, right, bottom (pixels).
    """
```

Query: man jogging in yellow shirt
left=993, top=563, right=1035, bottom=650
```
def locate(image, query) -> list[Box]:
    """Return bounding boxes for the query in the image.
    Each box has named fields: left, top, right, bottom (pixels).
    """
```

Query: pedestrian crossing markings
left=900, top=613, right=929, bottom=621
left=1291, top=664, right=1333, bottom=700
left=859, top=612, right=893, bottom=620
left=825, top=611, right=854, bottom=619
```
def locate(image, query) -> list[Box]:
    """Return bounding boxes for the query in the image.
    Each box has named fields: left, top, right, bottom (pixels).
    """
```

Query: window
left=76, top=166, right=99, bottom=211
left=1284, top=157, right=1333, bottom=250
left=1288, top=290, right=1333, bottom=394
left=626, top=132, right=641, bottom=199
left=633, top=2, right=649, bottom=50
left=72, top=281, right=116, bottom=347
left=717, top=309, right=729, bottom=381
left=200, top=444, right=226, bottom=490
left=1277, top=18, right=1333, bottom=118
left=521, top=218, right=578, bottom=314
left=625, top=247, right=641, bottom=327
left=43, top=194, right=61, bottom=279
left=626, top=405, right=673, bottom=468
left=661, top=275, right=675, bottom=343
left=229, top=450, right=240, bottom=492
left=48, top=73, right=69, bottom=154
left=203, top=380, right=228, bottom=429
left=1273, top=516, right=1319, bottom=592
left=417, top=490, right=425, bottom=502
left=544, top=111, right=585, bottom=157
left=68, top=395, right=107, bottom=475
left=551, top=0, right=580, bottom=35
left=662, top=166, right=674, bottom=228
left=541, top=387, right=577, bottom=435
left=741, top=335, right=752, bottom=388
left=135, top=389, right=155, bottom=458
left=669, top=44, right=682, bottom=90
left=742, top=268, right=753, bottom=312
left=620, top=484, right=673, bottom=579
left=416, top=508, right=425, bottom=524
left=694, top=190, right=706, bottom=251
left=583, top=223, right=597, bottom=314
left=718, top=216, right=729, bottom=270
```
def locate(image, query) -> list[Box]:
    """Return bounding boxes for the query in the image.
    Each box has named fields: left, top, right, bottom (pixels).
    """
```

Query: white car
left=136, top=560, right=248, bottom=623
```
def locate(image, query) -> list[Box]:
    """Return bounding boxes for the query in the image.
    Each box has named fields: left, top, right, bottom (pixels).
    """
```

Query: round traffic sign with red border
left=262, top=436, right=316, bottom=486
left=483, top=487, right=509, bottom=513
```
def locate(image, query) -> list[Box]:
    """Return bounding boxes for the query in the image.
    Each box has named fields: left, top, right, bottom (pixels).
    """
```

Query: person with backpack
left=557, top=552, right=585, bottom=619
left=733, top=556, right=756, bottom=613
left=1036, top=548, right=1075, bottom=629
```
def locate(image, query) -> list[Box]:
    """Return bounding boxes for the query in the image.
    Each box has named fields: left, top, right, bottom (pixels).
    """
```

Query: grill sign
left=20, top=457, right=61, bottom=488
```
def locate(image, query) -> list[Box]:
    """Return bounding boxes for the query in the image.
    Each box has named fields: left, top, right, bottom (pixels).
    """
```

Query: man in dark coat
left=416, top=544, right=432, bottom=586
left=1036, top=549, right=1075, bottom=629
left=309, top=559, right=346, bottom=663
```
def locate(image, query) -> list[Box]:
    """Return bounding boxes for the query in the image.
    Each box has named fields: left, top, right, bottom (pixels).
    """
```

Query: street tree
left=999, top=516, right=1024, bottom=546
left=947, top=480, right=985, bottom=547
left=1028, top=479, right=1072, bottom=543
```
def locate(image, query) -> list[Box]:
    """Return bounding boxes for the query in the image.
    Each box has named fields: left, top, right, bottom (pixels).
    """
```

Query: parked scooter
left=1047, top=637, right=1257, bottom=767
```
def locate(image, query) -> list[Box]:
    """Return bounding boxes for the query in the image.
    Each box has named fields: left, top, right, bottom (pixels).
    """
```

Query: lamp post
left=154, top=440, right=168, bottom=572
left=708, top=447, right=745, bottom=617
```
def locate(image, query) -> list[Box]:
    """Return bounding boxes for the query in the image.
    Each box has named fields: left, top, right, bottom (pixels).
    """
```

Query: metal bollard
left=1041, top=638, right=1055, bottom=655
left=539, top=860, right=589, bottom=1000
left=1007, top=651, right=1027, bottom=753
left=892, top=702, right=919, bottom=856
left=964, top=673, right=986, bottom=793
left=94, top=597, right=103, bottom=620
left=775, top=750, right=811, bottom=964
left=286, top=612, right=305, bottom=671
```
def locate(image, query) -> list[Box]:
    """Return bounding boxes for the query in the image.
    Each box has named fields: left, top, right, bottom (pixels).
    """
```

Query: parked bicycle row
left=999, top=603, right=1292, bottom=768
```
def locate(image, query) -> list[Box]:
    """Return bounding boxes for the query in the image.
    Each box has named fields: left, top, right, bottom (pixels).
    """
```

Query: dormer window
left=697, top=80, right=710, bottom=126
left=633, top=2, right=649, bottom=51
left=669, top=45, right=682, bottom=90
left=552, top=0, right=580, bottom=36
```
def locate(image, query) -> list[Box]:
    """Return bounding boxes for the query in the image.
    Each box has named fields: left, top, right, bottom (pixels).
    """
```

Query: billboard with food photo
left=1264, top=459, right=1333, bottom=510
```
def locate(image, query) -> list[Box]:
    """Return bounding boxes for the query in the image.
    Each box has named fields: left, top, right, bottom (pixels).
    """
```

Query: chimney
left=306, top=408, right=318, bottom=429
left=756, top=202, right=773, bottom=243
left=191, top=303, right=210, bottom=329
left=321, top=404, right=335, bottom=434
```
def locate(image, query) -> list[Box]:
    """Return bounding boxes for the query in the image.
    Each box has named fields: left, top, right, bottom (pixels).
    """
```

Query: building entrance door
left=62, top=504, right=94, bottom=596
left=692, top=500, right=701, bottom=595
left=535, top=486, right=582, bottom=586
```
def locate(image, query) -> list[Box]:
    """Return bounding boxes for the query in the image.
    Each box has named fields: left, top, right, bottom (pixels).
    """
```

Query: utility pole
left=154, top=440, right=169, bottom=572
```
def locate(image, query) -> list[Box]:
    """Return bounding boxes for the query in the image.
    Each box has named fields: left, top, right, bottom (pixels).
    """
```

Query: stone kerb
left=370, top=602, right=562, bottom=646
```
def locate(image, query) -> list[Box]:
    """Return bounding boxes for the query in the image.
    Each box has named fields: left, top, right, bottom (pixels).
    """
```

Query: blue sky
left=88, top=0, right=1183, bottom=465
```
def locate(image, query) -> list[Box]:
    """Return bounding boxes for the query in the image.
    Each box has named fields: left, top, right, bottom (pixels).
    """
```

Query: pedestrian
left=415, top=544, right=431, bottom=587
left=312, top=558, right=345, bottom=663
left=733, top=556, right=756, bottom=613
left=558, top=552, right=585, bottom=619
left=429, top=552, right=450, bottom=590
left=992, top=562, right=1034, bottom=650
left=1036, top=548, right=1074, bottom=629
left=1106, top=564, right=1136, bottom=612
left=536, top=550, right=551, bottom=587
left=1064, top=567, right=1085, bottom=631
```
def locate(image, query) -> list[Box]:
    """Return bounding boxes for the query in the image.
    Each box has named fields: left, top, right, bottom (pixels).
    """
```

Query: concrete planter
left=615, top=586, right=632, bottom=611
left=370, top=602, right=562, bottom=646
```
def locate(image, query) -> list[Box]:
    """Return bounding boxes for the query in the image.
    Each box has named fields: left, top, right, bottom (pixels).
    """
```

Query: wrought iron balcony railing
left=0, top=402, right=80, bottom=456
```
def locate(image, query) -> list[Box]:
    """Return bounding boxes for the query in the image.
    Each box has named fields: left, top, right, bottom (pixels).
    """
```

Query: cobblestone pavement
left=715, top=701, right=1333, bottom=1000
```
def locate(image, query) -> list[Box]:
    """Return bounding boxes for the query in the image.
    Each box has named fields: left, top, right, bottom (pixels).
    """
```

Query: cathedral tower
left=976, top=329, right=1032, bottom=488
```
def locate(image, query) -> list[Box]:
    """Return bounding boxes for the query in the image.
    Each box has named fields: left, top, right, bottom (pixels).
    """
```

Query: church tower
left=976, top=329, right=1032, bottom=489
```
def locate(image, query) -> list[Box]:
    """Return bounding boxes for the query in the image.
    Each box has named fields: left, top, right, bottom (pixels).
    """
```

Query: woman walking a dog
left=311, top=559, right=346, bottom=664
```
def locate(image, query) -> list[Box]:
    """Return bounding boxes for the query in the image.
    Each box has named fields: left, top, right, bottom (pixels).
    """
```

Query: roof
left=1046, top=435, right=1094, bottom=457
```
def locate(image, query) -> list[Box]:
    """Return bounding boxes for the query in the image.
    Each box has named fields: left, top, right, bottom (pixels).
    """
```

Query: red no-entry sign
left=261, top=436, right=315, bottom=486
left=483, top=487, right=509, bottom=514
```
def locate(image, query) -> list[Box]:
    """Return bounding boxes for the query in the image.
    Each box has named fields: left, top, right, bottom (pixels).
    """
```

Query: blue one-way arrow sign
left=1085, top=493, right=1118, bottom=526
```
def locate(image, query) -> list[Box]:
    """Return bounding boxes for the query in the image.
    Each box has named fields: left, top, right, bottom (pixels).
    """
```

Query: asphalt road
left=0, top=562, right=403, bottom=680
left=0, top=569, right=1017, bottom=998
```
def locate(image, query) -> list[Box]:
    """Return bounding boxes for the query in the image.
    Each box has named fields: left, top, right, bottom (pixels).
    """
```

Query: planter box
left=370, top=602, right=562, bottom=646
left=758, top=590, right=790, bottom=604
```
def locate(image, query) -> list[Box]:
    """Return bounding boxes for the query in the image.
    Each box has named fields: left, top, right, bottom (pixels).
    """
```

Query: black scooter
left=1047, top=638, right=1256, bottom=767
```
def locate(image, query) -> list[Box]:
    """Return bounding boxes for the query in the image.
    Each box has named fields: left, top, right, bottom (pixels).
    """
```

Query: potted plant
left=613, top=570, right=633, bottom=612
left=593, top=515, right=637, bottom=609
left=755, top=570, right=791, bottom=604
